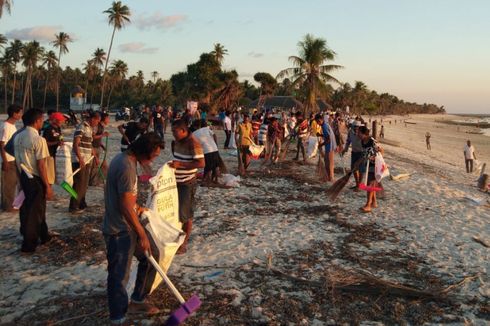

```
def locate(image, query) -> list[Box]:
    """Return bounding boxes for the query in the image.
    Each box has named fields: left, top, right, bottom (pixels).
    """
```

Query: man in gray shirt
left=103, top=132, right=164, bottom=325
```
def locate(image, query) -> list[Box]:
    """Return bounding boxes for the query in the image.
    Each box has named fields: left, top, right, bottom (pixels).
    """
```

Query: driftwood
left=472, top=236, right=489, bottom=248
left=50, top=309, right=105, bottom=325
left=253, top=261, right=477, bottom=302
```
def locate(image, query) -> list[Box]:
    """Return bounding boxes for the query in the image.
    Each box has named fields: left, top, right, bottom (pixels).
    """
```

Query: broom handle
left=145, top=252, right=186, bottom=304
left=66, top=156, right=94, bottom=180
left=364, top=159, right=369, bottom=184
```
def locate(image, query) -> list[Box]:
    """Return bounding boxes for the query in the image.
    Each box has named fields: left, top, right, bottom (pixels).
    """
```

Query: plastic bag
left=306, top=136, right=318, bottom=159
left=375, top=153, right=390, bottom=182
left=249, top=144, right=265, bottom=159
left=220, top=173, right=241, bottom=187
left=55, top=142, right=73, bottom=185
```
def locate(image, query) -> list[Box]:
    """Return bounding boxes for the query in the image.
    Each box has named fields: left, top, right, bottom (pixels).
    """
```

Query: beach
left=0, top=114, right=489, bottom=325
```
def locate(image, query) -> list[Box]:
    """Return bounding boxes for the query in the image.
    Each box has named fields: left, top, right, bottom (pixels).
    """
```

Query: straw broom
left=326, top=156, right=365, bottom=201
left=316, top=145, right=327, bottom=181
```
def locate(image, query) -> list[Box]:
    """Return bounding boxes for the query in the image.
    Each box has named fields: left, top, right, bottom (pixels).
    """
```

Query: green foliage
left=253, top=72, right=277, bottom=96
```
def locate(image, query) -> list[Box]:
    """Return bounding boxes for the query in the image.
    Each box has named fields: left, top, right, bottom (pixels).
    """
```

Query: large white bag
left=375, top=153, right=390, bottom=182
left=140, top=210, right=185, bottom=293
left=128, top=163, right=185, bottom=295
left=306, top=136, right=319, bottom=159
left=55, top=142, right=73, bottom=185
left=146, top=163, right=181, bottom=228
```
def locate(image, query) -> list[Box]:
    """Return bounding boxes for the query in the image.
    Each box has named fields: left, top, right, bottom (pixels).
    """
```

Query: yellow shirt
left=310, top=120, right=322, bottom=136
left=237, top=122, right=252, bottom=146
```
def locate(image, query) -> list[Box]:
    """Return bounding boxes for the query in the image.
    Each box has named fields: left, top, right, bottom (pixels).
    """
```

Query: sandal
left=128, top=302, right=159, bottom=316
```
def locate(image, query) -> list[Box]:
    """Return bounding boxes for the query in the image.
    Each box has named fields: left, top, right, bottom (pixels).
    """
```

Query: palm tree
left=21, top=41, right=44, bottom=109
left=0, top=0, right=12, bottom=18
left=106, top=59, right=128, bottom=108
left=5, top=39, right=22, bottom=104
left=41, top=50, right=58, bottom=109
left=89, top=48, right=106, bottom=106
left=277, top=34, right=343, bottom=115
left=151, top=71, right=159, bottom=82
left=211, top=43, right=228, bottom=65
left=0, top=53, right=12, bottom=111
left=0, top=34, right=7, bottom=49
left=100, top=1, right=131, bottom=108
left=52, top=32, right=71, bottom=110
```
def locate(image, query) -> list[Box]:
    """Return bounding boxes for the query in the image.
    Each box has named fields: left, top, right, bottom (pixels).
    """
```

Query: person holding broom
left=358, top=125, right=384, bottom=213
left=69, top=111, right=100, bottom=214
left=342, top=120, right=363, bottom=191
left=89, top=112, right=110, bottom=186
left=103, top=132, right=164, bottom=324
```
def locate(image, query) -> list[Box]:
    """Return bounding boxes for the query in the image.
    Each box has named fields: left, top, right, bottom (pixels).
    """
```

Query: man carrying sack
left=103, top=132, right=164, bottom=325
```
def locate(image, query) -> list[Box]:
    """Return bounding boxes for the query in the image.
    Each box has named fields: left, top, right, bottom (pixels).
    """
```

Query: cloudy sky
left=2, top=0, right=489, bottom=113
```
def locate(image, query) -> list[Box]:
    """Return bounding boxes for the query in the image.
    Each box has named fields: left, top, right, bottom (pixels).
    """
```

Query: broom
left=60, top=156, right=94, bottom=199
left=326, top=156, right=365, bottom=201
left=145, top=252, right=201, bottom=325
left=316, top=146, right=327, bottom=181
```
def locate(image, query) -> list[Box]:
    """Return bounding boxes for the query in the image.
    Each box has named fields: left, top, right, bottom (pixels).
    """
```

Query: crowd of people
left=1, top=103, right=483, bottom=324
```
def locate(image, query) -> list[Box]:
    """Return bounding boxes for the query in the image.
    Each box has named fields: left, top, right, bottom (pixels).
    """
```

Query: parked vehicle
left=115, top=107, right=131, bottom=121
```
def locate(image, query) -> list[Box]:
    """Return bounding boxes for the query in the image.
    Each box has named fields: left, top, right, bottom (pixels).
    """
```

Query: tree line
left=0, top=1, right=444, bottom=116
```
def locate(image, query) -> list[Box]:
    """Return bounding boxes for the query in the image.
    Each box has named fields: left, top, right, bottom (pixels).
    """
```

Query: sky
left=2, top=0, right=490, bottom=113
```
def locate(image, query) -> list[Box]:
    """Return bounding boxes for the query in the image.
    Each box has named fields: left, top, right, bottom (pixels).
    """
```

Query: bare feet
left=361, top=206, right=372, bottom=213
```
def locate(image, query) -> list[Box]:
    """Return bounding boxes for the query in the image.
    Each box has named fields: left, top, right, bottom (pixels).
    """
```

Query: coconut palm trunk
left=107, top=83, right=114, bottom=109
left=56, top=48, right=62, bottom=110
left=3, top=72, right=7, bottom=112
left=43, top=74, right=49, bottom=109
left=11, top=71, right=16, bottom=104
left=100, top=26, right=116, bottom=108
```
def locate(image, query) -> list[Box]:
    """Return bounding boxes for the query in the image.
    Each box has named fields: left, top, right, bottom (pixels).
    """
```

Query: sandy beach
left=0, top=114, right=489, bottom=325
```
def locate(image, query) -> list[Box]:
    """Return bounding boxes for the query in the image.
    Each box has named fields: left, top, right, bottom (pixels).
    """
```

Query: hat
left=353, top=120, right=362, bottom=127
left=51, top=112, right=66, bottom=122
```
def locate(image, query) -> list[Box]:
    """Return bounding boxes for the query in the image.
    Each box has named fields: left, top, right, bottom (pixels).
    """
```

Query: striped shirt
left=258, top=123, right=268, bottom=144
left=72, top=121, right=93, bottom=163
left=171, top=134, right=204, bottom=184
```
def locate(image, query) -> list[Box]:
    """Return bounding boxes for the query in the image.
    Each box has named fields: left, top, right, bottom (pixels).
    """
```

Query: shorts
left=177, top=181, right=196, bottom=223
left=204, top=151, right=220, bottom=175
left=351, top=151, right=363, bottom=170
left=240, top=145, right=251, bottom=155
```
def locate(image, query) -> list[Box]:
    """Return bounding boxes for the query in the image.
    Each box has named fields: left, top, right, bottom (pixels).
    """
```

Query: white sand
left=0, top=114, right=489, bottom=324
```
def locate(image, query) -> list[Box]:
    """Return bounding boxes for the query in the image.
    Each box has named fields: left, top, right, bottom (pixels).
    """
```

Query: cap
left=353, top=120, right=362, bottom=127
left=51, top=112, right=66, bottom=122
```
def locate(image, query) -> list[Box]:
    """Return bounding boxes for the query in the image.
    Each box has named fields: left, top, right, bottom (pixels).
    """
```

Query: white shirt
left=14, top=126, right=50, bottom=177
left=192, top=127, right=218, bottom=154
left=223, top=116, right=232, bottom=131
left=0, top=120, right=18, bottom=162
left=464, top=145, right=475, bottom=160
